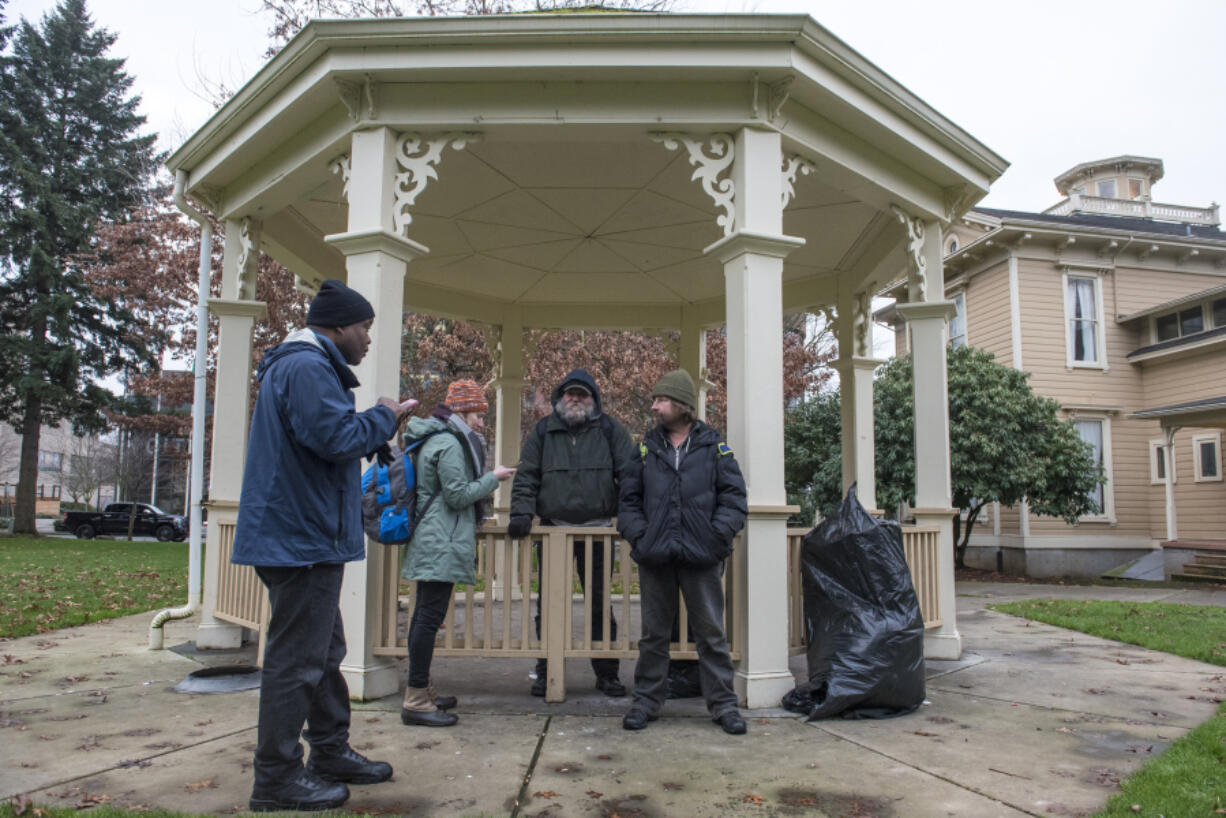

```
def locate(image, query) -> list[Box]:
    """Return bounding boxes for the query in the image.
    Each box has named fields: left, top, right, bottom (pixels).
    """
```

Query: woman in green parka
left=400, top=380, right=515, bottom=727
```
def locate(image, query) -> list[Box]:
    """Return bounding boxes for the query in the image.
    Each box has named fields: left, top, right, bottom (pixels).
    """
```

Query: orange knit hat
left=445, top=379, right=489, bottom=413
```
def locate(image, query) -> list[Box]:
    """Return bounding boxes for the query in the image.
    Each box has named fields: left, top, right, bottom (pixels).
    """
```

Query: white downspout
left=1162, top=424, right=1181, bottom=542
left=150, top=169, right=211, bottom=649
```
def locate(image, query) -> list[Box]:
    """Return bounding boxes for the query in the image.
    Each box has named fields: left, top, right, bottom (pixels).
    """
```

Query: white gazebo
left=167, top=13, right=1006, bottom=708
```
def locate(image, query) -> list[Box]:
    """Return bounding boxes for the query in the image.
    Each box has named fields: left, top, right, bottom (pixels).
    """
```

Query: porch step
left=1192, top=554, right=1226, bottom=568
left=1179, top=563, right=1226, bottom=577
left=1172, top=572, right=1226, bottom=585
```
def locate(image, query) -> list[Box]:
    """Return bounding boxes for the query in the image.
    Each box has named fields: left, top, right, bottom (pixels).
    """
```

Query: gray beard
left=555, top=400, right=596, bottom=427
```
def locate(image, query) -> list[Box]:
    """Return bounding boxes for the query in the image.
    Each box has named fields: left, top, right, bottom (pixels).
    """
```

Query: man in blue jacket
left=233, top=279, right=413, bottom=812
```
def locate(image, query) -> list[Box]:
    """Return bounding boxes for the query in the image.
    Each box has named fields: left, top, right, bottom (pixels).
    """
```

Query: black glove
left=507, top=515, right=532, bottom=539
left=370, top=443, right=394, bottom=467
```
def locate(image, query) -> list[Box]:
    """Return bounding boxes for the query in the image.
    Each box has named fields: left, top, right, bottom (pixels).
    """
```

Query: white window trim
left=949, top=290, right=967, bottom=348
left=1071, top=413, right=1115, bottom=524
left=1193, top=432, right=1223, bottom=483
left=1150, top=439, right=1176, bottom=485
left=1062, top=269, right=1109, bottom=371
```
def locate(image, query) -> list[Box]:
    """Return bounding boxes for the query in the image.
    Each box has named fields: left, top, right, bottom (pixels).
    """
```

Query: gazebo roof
left=168, top=14, right=1007, bottom=327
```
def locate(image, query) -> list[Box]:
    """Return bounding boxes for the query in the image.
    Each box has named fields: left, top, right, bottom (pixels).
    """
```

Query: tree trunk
left=954, top=503, right=985, bottom=570
left=14, top=396, right=42, bottom=535
left=952, top=512, right=963, bottom=569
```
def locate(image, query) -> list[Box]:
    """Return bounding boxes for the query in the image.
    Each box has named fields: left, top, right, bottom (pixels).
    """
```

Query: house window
left=1155, top=306, right=1206, bottom=342
left=1096, top=180, right=1117, bottom=198
left=949, top=292, right=967, bottom=348
left=1194, top=432, right=1222, bottom=482
left=946, top=236, right=959, bottom=254
left=1150, top=440, right=1176, bottom=484
left=1212, top=297, right=1226, bottom=328
left=1073, top=416, right=1113, bottom=521
left=37, top=451, right=63, bottom=472
left=1064, top=273, right=1105, bottom=367
left=1128, top=179, right=1145, bottom=200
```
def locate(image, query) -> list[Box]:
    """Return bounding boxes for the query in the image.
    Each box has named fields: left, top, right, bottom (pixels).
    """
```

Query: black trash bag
left=783, top=484, right=925, bottom=720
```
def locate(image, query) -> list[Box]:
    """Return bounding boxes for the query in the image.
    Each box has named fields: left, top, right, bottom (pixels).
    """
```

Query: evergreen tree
left=0, top=0, right=157, bottom=534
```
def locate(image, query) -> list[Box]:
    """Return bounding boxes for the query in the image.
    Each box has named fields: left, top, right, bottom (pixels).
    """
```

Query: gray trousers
left=632, top=561, right=738, bottom=717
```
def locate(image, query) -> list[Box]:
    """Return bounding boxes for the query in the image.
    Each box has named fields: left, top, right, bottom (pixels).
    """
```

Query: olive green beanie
left=651, top=369, right=697, bottom=410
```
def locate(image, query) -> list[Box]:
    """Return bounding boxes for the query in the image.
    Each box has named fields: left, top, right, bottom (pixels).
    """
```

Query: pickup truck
left=56, top=502, right=188, bottom=542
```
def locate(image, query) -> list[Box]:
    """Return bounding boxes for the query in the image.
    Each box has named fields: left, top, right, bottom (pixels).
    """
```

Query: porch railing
left=210, top=520, right=944, bottom=698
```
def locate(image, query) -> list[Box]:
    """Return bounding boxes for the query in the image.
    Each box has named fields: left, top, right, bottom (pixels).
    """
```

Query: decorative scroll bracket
left=651, top=132, right=736, bottom=237
left=236, top=217, right=261, bottom=301
left=393, top=132, right=481, bottom=235
left=781, top=155, right=816, bottom=208
left=768, top=76, right=794, bottom=121
left=853, top=287, right=873, bottom=358
left=335, top=74, right=378, bottom=122
left=891, top=205, right=928, bottom=302
left=330, top=154, right=351, bottom=201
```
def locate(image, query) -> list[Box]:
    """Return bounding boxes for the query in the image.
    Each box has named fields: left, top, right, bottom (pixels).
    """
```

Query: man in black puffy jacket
left=508, top=369, right=637, bottom=697
left=617, top=369, right=749, bottom=735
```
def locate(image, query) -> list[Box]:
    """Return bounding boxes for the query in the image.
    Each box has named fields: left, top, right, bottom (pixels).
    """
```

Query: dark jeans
left=407, top=580, right=453, bottom=688
left=632, top=561, right=738, bottom=717
left=533, top=537, right=619, bottom=679
left=253, top=563, right=350, bottom=787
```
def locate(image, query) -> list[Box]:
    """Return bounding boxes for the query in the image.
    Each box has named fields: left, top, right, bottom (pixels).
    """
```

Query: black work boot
left=249, top=770, right=349, bottom=812
left=306, top=745, right=393, bottom=784
left=530, top=659, right=547, bottom=697
left=622, top=705, right=658, bottom=731
left=595, top=675, right=627, bottom=697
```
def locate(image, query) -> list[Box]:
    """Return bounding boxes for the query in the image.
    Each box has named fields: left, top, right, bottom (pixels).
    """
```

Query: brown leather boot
left=401, top=686, right=458, bottom=727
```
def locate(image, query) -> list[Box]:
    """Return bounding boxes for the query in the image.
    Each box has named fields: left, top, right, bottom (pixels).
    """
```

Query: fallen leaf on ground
left=186, top=779, right=216, bottom=792
left=743, top=793, right=765, bottom=805
left=533, top=790, right=558, bottom=799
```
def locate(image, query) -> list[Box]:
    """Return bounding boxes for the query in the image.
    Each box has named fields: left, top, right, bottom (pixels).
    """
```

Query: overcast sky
left=6, top=0, right=1225, bottom=214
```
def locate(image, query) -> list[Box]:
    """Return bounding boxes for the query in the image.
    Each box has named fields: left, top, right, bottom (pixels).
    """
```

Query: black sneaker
left=622, top=706, right=658, bottom=731
left=530, top=675, right=547, bottom=697
left=306, top=746, right=393, bottom=785
left=715, top=710, right=747, bottom=735
left=595, top=676, right=627, bottom=697
left=249, top=770, right=350, bottom=812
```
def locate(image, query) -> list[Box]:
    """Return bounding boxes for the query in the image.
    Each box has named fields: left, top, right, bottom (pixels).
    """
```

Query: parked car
left=56, top=502, right=188, bottom=541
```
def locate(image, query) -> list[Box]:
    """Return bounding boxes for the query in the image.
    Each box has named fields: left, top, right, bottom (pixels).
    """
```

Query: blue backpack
left=360, top=430, right=444, bottom=544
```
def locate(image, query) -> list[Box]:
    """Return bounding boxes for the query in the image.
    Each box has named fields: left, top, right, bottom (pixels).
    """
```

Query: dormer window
left=1155, top=306, right=1206, bottom=342
left=946, top=236, right=959, bottom=254
left=1128, top=178, right=1145, bottom=199
left=1096, top=180, right=1117, bottom=198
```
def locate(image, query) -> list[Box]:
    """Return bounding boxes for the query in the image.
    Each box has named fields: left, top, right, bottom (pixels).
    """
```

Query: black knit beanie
left=306, top=279, right=375, bottom=328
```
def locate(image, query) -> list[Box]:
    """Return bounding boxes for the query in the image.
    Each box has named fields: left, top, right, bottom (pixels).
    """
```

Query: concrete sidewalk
left=2, top=581, right=1224, bottom=817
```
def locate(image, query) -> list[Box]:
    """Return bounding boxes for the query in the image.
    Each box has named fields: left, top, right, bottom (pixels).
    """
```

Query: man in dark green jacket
left=508, top=369, right=637, bottom=697
left=618, top=369, right=749, bottom=735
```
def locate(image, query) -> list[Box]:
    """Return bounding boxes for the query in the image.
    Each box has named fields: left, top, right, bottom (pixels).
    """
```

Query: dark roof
left=973, top=206, right=1226, bottom=242
left=1132, top=395, right=1226, bottom=418
left=1129, top=325, right=1226, bottom=358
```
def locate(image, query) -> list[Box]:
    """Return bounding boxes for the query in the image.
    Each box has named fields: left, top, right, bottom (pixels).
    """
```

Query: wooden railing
left=374, top=525, right=744, bottom=701
left=211, top=517, right=267, bottom=632
left=217, top=520, right=944, bottom=696
left=785, top=524, right=944, bottom=657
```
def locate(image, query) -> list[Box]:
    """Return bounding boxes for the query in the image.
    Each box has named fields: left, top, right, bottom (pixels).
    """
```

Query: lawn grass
left=991, top=598, right=1226, bottom=816
left=988, top=598, right=1226, bottom=667
left=0, top=536, right=188, bottom=638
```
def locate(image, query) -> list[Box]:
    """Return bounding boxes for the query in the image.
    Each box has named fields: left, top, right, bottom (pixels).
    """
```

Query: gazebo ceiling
left=170, top=14, right=1007, bottom=327
left=286, top=126, right=882, bottom=314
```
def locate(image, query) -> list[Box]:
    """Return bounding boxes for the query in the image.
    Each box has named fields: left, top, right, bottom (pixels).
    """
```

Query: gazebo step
left=1172, top=571, right=1226, bottom=585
